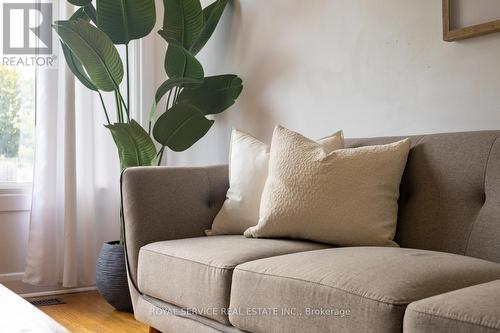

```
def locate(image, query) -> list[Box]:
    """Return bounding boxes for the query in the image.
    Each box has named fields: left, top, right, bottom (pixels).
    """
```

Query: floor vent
left=29, top=298, right=66, bottom=307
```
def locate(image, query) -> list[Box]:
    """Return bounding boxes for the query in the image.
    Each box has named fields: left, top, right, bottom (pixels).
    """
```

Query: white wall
left=166, top=0, right=500, bottom=166
left=3, top=0, right=500, bottom=291
left=0, top=211, right=30, bottom=275
left=0, top=191, right=32, bottom=285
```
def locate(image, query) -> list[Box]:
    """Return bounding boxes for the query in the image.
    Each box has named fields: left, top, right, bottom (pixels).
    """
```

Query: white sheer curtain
left=23, top=3, right=122, bottom=288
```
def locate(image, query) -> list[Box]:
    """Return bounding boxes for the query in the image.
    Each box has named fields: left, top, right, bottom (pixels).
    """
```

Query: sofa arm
left=404, top=279, right=500, bottom=333
left=121, top=165, right=228, bottom=286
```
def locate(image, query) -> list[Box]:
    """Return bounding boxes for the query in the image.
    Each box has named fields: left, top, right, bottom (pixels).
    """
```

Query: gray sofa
left=121, top=131, right=500, bottom=333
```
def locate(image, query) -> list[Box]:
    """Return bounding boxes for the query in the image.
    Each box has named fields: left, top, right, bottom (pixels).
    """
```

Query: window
left=0, top=65, right=35, bottom=189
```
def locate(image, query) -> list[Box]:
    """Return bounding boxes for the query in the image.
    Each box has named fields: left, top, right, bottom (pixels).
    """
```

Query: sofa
left=121, top=131, right=500, bottom=333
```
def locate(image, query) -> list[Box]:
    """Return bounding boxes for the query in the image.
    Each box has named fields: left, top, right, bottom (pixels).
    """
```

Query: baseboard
left=0, top=272, right=24, bottom=282
left=0, top=272, right=97, bottom=298
left=20, top=286, right=97, bottom=298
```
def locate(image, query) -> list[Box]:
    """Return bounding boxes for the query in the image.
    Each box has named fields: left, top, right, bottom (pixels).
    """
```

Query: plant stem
left=166, top=88, right=173, bottom=109
left=157, top=146, right=165, bottom=166
left=98, top=91, right=111, bottom=125
left=149, top=88, right=174, bottom=134
left=114, top=90, right=122, bottom=122
left=116, top=88, right=130, bottom=122
left=110, top=75, right=129, bottom=122
left=126, top=44, right=130, bottom=118
left=173, top=86, right=180, bottom=104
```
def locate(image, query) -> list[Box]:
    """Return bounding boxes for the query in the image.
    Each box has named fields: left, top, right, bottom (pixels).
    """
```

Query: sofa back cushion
left=345, top=131, right=500, bottom=264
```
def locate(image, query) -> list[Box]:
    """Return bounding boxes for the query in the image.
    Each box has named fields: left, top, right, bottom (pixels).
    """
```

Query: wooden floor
left=31, top=291, right=149, bottom=333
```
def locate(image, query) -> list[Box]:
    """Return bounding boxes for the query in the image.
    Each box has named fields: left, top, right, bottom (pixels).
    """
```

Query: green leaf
left=68, top=0, right=92, bottom=6
left=106, top=120, right=157, bottom=170
left=155, top=77, right=203, bottom=104
left=162, top=0, right=203, bottom=49
left=63, top=6, right=97, bottom=90
left=165, top=43, right=204, bottom=79
left=61, top=42, right=97, bottom=91
left=70, top=7, right=90, bottom=21
left=53, top=19, right=124, bottom=91
left=190, top=0, right=228, bottom=55
left=153, top=103, right=214, bottom=152
left=84, top=5, right=97, bottom=24
left=69, top=5, right=96, bottom=25
left=177, top=75, right=242, bottom=115
left=150, top=77, right=203, bottom=128
left=97, top=0, right=156, bottom=44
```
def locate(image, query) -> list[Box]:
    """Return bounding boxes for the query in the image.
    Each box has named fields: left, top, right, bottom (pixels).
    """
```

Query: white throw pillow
left=244, top=126, right=411, bottom=247
left=208, top=128, right=344, bottom=235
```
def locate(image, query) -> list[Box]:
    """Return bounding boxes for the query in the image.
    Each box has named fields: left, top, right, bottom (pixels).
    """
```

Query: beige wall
left=167, top=0, right=500, bottom=165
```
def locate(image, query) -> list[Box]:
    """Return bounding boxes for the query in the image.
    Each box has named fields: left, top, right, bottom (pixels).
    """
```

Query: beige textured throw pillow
left=208, top=128, right=344, bottom=235
left=244, top=126, right=411, bottom=247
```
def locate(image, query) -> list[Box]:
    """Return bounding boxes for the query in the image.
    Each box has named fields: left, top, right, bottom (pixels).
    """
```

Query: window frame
left=0, top=187, right=31, bottom=212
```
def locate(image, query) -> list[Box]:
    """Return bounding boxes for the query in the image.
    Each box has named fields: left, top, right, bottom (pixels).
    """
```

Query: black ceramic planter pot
left=96, top=241, right=133, bottom=312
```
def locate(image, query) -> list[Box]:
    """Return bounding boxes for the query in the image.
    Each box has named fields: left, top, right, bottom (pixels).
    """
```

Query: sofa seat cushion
left=137, top=235, right=328, bottom=325
left=404, top=279, right=500, bottom=333
left=229, top=247, right=500, bottom=333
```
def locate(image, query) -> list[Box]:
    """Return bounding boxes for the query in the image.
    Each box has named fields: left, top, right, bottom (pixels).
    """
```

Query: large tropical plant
left=54, top=0, right=243, bottom=171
